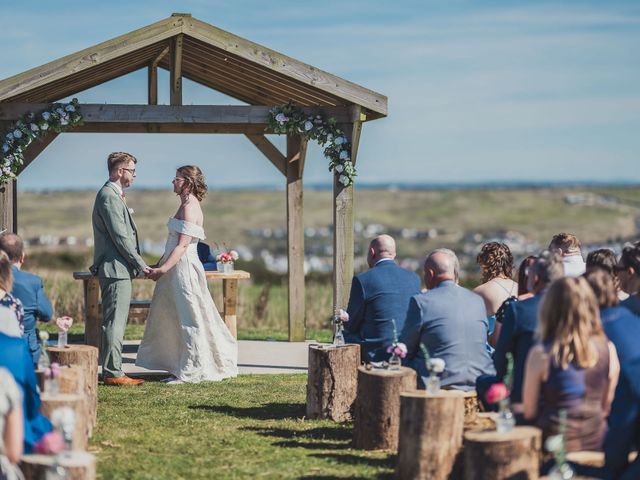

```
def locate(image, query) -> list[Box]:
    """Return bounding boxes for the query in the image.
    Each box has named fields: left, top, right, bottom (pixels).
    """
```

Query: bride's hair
left=177, top=165, right=208, bottom=201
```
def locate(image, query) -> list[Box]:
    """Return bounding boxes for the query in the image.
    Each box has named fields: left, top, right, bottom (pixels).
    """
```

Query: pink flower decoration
left=485, top=382, right=509, bottom=405
left=34, top=431, right=65, bottom=454
left=51, top=362, right=61, bottom=378
left=56, top=316, right=73, bottom=331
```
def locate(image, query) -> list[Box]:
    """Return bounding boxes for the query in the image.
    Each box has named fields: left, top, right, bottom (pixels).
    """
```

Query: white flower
left=128, top=208, right=135, bottom=215
left=230, top=250, right=239, bottom=260
left=339, top=150, right=349, bottom=160
left=30, top=123, right=39, bottom=132
left=60, top=115, right=69, bottom=126
left=1, top=144, right=8, bottom=153
left=304, top=121, right=313, bottom=131
left=334, top=164, right=344, bottom=173
left=56, top=108, right=64, bottom=115
left=6, top=133, right=14, bottom=141
left=326, top=134, right=333, bottom=142
left=275, top=113, right=288, bottom=124
left=65, top=104, right=76, bottom=112
left=13, top=130, right=22, bottom=139
left=2, top=167, right=11, bottom=174
left=40, top=123, right=49, bottom=131
left=337, top=309, right=349, bottom=322
left=545, top=434, right=563, bottom=453
left=39, top=330, right=50, bottom=341
left=339, top=175, right=349, bottom=186
left=428, top=358, right=446, bottom=373
left=335, top=136, right=346, bottom=145
left=41, top=111, right=51, bottom=121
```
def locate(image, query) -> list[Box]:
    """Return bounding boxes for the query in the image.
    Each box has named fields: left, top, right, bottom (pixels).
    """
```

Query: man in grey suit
left=91, top=152, right=150, bottom=386
left=401, top=248, right=495, bottom=391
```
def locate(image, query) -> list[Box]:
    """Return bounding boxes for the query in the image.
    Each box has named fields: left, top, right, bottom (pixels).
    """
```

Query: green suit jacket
left=91, top=182, right=147, bottom=279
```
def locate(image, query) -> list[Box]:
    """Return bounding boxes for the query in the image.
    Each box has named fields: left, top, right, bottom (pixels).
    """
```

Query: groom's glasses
left=122, top=167, right=136, bottom=177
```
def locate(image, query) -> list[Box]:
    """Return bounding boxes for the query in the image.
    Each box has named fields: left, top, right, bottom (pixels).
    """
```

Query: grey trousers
left=99, top=277, right=132, bottom=379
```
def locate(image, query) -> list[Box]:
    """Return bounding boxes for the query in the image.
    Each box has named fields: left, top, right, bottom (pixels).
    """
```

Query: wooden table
left=73, top=270, right=250, bottom=347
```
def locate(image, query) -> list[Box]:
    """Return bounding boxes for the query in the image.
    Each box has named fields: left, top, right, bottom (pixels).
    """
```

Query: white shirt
left=108, top=181, right=123, bottom=196
left=563, top=255, right=586, bottom=277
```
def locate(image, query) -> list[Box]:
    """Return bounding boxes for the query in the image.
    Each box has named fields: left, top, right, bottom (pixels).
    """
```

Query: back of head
left=532, top=250, right=564, bottom=287
left=586, top=249, right=617, bottom=275
left=177, top=165, right=208, bottom=202
left=619, top=243, right=640, bottom=274
left=107, top=152, right=137, bottom=175
left=584, top=268, right=618, bottom=309
left=518, top=256, right=537, bottom=296
left=0, top=250, right=13, bottom=292
left=476, top=242, right=514, bottom=283
left=370, top=234, right=396, bottom=259
left=426, top=248, right=459, bottom=284
left=538, top=276, right=603, bottom=369
left=0, top=233, right=23, bottom=263
left=549, top=232, right=581, bottom=255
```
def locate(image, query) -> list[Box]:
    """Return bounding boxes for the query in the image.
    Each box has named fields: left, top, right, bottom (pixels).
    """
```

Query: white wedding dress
left=136, top=218, right=238, bottom=382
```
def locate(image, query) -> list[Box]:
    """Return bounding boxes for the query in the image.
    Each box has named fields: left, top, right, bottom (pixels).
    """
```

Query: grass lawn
left=92, top=375, right=394, bottom=479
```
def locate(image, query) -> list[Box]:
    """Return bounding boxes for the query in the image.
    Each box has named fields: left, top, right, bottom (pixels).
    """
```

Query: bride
left=136, top=165, right=238, bottom=384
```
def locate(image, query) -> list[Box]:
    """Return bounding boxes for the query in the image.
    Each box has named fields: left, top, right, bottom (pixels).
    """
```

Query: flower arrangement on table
left=55, top=316, right=73, bottom=348
left=1, top=98, right=82, bottom=185
left=267, top=102, right=356, bottom=187
left=484, top=352, right=515, bottom=433
left=334, top=309, right=349, bottom=346
left=216, top=250, right=239, bottom=264
left=420, top=343, right=446, bottom=394
left=386, top=319, right=407, bottom=370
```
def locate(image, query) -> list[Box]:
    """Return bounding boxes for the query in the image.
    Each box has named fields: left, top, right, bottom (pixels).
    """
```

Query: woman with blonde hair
left=136, top=166, right=238, bottom=384
left=523, top=277, right=619, bottom=451
left=0, top=251, right=23, bottom=336
left=473, top=242, right=518, bottom=347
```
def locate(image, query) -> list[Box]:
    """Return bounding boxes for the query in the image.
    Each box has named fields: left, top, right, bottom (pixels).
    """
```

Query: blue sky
left=1, top=0, right=639, bottom=190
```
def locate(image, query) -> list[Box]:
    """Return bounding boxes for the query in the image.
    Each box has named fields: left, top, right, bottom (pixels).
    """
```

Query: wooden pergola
left=0, top=13, right=387, bottom=341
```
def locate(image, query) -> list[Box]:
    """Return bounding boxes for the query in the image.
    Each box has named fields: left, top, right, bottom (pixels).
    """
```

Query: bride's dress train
left=136, top=218, right=238, bottom=382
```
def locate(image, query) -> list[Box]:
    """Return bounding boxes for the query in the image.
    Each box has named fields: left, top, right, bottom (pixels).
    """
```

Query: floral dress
left=0, top=292, right=24, bottom=335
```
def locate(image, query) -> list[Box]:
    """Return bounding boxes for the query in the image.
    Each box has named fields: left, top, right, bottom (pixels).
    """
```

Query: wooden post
left=332, top=115, right=362, bottom=313
left=21, top=452, right=96, bottom=480
left=286, top=134, right=307, bottom=342
left=222, top=278, right=238, bottom=338
left=48, top=345, right=99, bottom=435
left=395, top=390, right=466, bottom=480
left=148, top=65, right=158, bottom=105
left=169, top=34, right=183, bottom=106
left=306, top=344, right=360, bottom=422
left=464, top=426, right=542, bottom=480
left=0, top=179, right=17, bottom=233
left=40, top=393, right=88, bottom=450
left=83, top=277, right=102, bottom=351
left=353, top=365, right=416, bottom=451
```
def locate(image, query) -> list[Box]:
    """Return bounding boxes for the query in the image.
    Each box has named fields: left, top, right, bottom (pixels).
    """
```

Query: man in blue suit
left=0, top=233, right=53, bottom=366
left=343, top=235, right=420, bottom=362
left=0, top=330, right=53, bottom=453
left=401, top=248, right=495, bottom=391
left=490, top=250, right=563, bottom=409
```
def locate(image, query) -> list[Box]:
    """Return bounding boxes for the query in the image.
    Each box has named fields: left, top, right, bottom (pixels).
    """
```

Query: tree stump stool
left=47, top=345, right=98, bottom=435
left=353, top=366, right=416, bottom=451
left=565, top=451, right=604, bottom=467
left=36, top=365, right=84, bottom=395
left=306, top=344, right=360, bottom=422
left=462, top=390, right=479, bottom=426
left=20, top=452, right=96, bottom=480
left=464, top=426, right=542, bottom=479
left=395, top=390, right=465, bottom=480
left=466, top=412, right=497, bottom=432
left=40, top=393, right=88, bottom=450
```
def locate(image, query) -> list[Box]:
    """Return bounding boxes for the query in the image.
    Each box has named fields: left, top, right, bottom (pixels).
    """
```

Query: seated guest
left=549, top=233, right=586, bottom=277
left=0, top=233, right=53, bottom=366
left=0, top=366, right=23, bottom=478
left=491, top=250, right=564, bottom=411
left=0, top=251, right=23, bottom=335
left=401, top=248, right=495, bottom=391
left=0, top=329, right=53, bottom=453
left=617, top=243, right=640, bottom=315
left=473, top=242, right=518, bottom=347
left=343, top=235, right=420, bottom=362
left=197, top=241, right=217, bottom=271
left=523, top=277, right=619, bottom=451
left=586, top=248, right=628, bottom=301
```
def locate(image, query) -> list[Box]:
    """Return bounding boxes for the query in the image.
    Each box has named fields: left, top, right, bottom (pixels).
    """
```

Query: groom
left=91, top=152, right=150, bottom=386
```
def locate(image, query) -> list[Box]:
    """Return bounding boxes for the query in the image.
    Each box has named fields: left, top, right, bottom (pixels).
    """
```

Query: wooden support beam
left=71, top=123, right=268, bottom=135
left=332, top=110, right=363, bottom=313
left=286, top=134, right=307, bottom=342
left=0, top=180, right=17, bottom=234
left=170, top=34, right=183, bottom=106
left=0, top=104, right=355, bottom=125
left=148, top=65, right=158, bottom=105
left=245, top=134, right=286, bottom=176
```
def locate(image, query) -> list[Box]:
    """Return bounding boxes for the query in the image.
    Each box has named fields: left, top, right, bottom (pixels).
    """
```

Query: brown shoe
left=103, top=375, right=145, bottom=386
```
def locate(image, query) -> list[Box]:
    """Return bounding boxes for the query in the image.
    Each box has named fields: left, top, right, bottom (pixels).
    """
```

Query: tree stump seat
left=353, top=365, right=416, bottom=451
left=306, top=343, right=360, bottom=422
left=36, top=365, right=84, bottom=396
left=39, top=393, right=88, bottom=451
